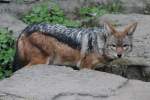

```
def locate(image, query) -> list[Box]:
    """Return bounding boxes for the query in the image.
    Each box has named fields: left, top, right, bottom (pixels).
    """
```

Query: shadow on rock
left=95, top=57, right=150, bottom=82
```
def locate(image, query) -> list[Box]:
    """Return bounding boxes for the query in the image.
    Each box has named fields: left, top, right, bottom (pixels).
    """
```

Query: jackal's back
left=22, top=23, right=105, bottom=50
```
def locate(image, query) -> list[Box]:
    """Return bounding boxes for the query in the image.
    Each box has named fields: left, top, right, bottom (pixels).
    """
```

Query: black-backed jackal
left=13, top=22, right=137, bottom=72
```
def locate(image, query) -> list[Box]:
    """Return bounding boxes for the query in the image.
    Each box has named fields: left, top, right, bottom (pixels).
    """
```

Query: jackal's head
left=103, top=22, right=137, bottom=59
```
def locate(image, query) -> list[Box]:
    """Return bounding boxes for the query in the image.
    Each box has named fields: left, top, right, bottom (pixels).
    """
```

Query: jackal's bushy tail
left=12, top=49, right=25, bottom=72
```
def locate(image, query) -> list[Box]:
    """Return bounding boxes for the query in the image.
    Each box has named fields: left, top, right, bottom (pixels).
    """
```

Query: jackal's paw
left=94, top=63, right=106, bottom=70
left=111, top=64, right=128, bottom=76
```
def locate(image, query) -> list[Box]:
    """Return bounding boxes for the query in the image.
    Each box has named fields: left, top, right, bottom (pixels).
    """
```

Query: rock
left=0, top=65, right=149, bottom=100
left=0, top=0, right=49, bottom=18
left=12, top=0, right=48, bottom=4
left=0, top=0, right=12, bottom=3
left=120, top=0, right=146, bottom=13
left=0, top=13, right=27, bottom=37
left=0, top=3, right=34, bottom=17
left=119, top=0, right=150, bottom=14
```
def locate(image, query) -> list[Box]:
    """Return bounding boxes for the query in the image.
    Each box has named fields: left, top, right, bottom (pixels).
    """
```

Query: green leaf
left=0, top=27, right=14, bottom=79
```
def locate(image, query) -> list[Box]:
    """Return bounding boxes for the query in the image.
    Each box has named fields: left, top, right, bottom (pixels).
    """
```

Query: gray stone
left=0, top=13, right=27, bottom=37
left=0, top=0, right=12, bottom=3
left=120, top=0, right=146, bottom=13
left=0, top=65, right=149, bottom=100
left=0, top=3, right=33, bottom=17
left=0, top=0, right=49, bottom=18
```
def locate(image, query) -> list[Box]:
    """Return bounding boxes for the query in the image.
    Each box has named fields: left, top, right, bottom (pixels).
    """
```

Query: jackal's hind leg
left=25, top=55, right=50, bottom=67
left=24, top=46, right=54, bottom=67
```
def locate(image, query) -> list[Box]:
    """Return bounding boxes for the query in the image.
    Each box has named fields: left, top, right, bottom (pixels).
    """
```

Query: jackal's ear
left=104, top=21, right=117, bottom=36
left=124, top=22, right=138, bottom=36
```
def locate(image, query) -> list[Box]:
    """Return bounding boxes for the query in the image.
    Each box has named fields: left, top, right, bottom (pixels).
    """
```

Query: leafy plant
left=22, top=2, right=81, bottom=27
left=79, top=2, right=122, bottom=18
left=78, top=2, right=122, bottom=27
left=0, top=28, right=15, bottom=79
left=22, top=1, right=122, bottom=28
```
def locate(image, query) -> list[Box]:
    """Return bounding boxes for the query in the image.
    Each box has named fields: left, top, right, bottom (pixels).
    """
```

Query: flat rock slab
left=0, top=65, right=149, bottom=100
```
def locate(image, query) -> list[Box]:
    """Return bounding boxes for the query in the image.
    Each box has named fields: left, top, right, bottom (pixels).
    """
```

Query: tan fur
left=17, top=32, right=105, bottom=69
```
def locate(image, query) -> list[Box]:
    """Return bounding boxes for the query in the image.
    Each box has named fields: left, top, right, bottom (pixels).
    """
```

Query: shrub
left=22, top=2, right=81, bottom=27
left=79, top=2, right=122, bottom=18
left=0, top=28, right=15, bottom=79
left=22, top=1, right=122, bottom=28
left=78, top=2, right=122, bottom=27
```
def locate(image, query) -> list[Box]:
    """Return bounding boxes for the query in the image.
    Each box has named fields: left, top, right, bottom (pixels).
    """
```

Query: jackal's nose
left=116, top=47, right=123, bottom=58
left=117, top=54, right=122, bottom=58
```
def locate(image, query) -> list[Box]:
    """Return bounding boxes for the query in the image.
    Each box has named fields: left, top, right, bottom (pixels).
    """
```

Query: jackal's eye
left=123, top=44, right=130, bottom=50
left=108, top=44, right=116, bottom=50
left=111, top=44, right=116, bottom=47
left=123, top=44, right=129, bottom=47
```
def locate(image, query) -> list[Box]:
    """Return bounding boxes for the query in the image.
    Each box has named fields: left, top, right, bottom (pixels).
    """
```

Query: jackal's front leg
left=77, top=34, right=89, bottom=69
left=80, top=53, right=101, bottom=69
left=77, top=52, right=87, bottom=69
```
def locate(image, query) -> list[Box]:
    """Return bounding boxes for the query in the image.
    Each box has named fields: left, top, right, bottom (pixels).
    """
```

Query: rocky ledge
left=0, top=65, right=150, bottom=100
